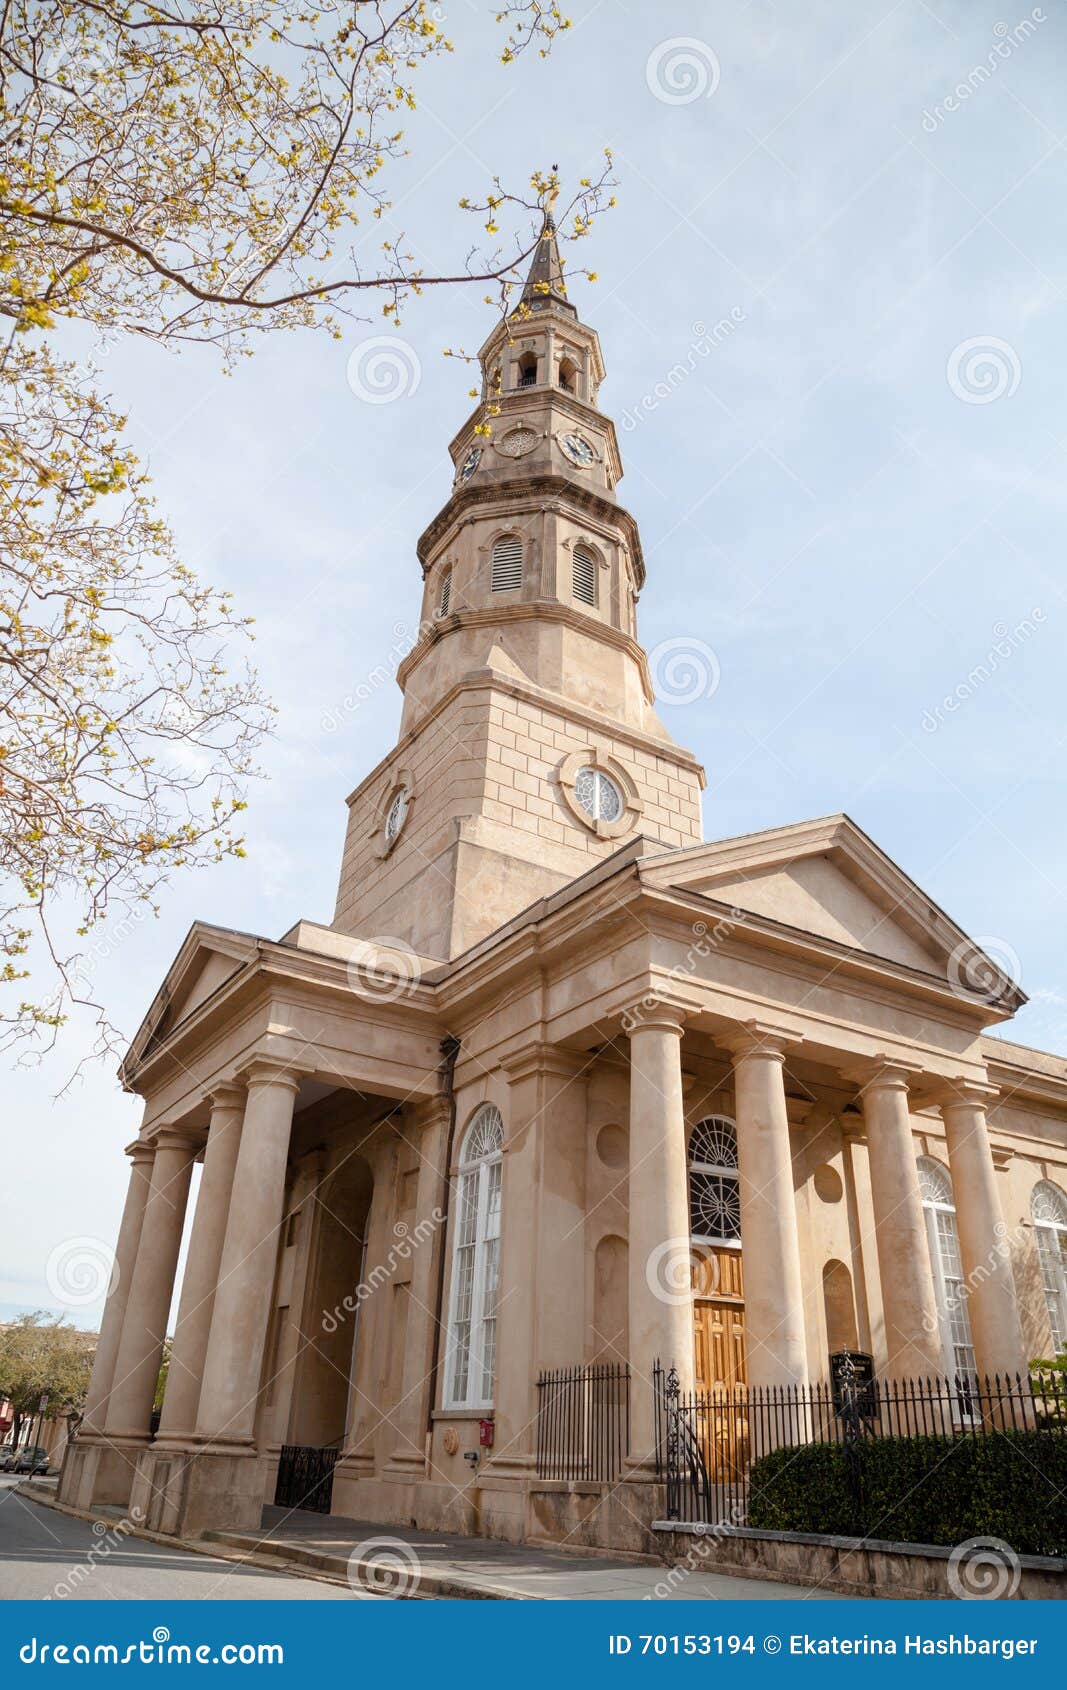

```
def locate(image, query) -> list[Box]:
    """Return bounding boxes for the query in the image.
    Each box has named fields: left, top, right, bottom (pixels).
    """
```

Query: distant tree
left=0, top=3, right=613, bottom=1055
left=0, top=1312, right=93, bottom=1448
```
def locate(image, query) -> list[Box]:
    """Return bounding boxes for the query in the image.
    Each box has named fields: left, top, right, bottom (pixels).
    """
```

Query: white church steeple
left=332, top=225, right=706, bottom=959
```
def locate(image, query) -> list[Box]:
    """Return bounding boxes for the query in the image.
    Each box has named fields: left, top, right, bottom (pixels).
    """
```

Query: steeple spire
left=517, top=206, right=576, bottom=318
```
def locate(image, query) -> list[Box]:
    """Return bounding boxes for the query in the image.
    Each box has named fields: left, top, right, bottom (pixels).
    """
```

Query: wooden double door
left=691, top=1246, right=748, bottom=1480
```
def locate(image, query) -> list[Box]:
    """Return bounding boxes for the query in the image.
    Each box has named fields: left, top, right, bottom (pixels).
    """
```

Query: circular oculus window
left=384, top=787, right=409, bottom=846
left=574, top=766, right=623, bottom=823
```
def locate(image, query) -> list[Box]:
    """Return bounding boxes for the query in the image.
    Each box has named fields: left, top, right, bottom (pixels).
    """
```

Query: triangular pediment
left=123, top=922, right=259, bottom=1072
left=640, top=814, right=1024, bottom=1005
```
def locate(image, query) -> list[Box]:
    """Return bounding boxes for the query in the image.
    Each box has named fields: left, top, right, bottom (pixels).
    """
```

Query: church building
left=60, top=218, right=1067, bottom=1552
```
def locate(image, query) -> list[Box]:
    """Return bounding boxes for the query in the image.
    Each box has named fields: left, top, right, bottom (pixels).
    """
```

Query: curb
left=204, top=1530, right=533, bottom=1600
left=15, top=1484, right=532, bottom=1601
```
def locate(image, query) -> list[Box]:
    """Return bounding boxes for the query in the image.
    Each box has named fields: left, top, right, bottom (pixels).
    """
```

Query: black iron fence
left=274, top=1443, right=339, bottom=1513
left=535, top=1362, right=630, bottom=1482
left=655, top=1362, right=1067, bottom=1536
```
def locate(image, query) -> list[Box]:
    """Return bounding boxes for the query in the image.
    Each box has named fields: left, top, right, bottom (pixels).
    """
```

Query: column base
left=381, top=1450, right=428, bottom=1482
left=160, top=1444, right=268, bottom=1538
left=59, top=1434, right=149, bottom=1512
left=479, top=1451, right=535, bottom=1481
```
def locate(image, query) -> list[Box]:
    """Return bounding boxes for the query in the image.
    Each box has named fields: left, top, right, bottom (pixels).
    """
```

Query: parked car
left=0, top=1448, right=20, bottom=1472
left=12, top=1447, right=49, bottom=1475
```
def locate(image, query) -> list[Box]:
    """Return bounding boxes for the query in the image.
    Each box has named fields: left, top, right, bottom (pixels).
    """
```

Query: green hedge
left=746, top=1430, right=1067, bottom=1557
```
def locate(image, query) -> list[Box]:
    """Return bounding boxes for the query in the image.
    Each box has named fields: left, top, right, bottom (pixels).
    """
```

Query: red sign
left=478, top=1418, right=495, bottom=1448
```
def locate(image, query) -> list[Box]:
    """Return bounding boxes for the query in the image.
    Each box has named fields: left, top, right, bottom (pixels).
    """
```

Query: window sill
left=432, top=1408, right=494, bottom=1422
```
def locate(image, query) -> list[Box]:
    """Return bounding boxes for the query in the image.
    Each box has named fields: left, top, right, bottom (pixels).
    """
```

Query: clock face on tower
left=560, top=432, right=598, bottom=469
left=458, top=447, right=482, bottom=482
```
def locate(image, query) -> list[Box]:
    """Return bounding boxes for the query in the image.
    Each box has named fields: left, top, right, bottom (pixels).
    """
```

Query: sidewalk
left=204, top=1504, right=850, bottom=1601
left=22, top=1482, right=847, bottom=1599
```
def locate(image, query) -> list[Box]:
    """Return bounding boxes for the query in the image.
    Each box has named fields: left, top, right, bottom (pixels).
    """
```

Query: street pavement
left=0, top=1480, right=363, bottom=1600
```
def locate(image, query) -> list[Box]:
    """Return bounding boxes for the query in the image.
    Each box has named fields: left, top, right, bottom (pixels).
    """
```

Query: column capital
left=845, top=1054, right=922, bottom=1095
left=203, top=1081, right=246, bottom=1112
left=722, top=1019, right=800, bottom=1060
left=124, top=1138, right=157, bottom=1165
left=624, top=1001, right=688, bottom=1039
left=931, top=1076, right=1000, bottom=1111
left=239, top=1058, right=304, bottom=1094
left=149, top=1124, right=203, bottom=1155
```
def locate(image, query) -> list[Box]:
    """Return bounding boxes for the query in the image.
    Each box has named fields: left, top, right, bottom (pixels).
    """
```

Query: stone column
left=727, top=1024, right=809, bottom=1389
left=78, top=1141, right=156, bottom=1438
left=858, top=1063, right=943, bottom=1378
left=484, top=1046, right=588, bottom=1480
left=94, top=1128, right=198, bottom=1503
left=938, top=1080, right=1027, bottom=1380
left=386, top=1099, right=451, bottom=1478
left=627, top=1006, right=694, bottom=1471
left=195, top=1062, right=300, bottom=1446
left=156, top=1084, right=246, bottom=1440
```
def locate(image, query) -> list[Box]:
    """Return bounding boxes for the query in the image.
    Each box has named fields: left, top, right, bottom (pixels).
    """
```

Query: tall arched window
left=572, top=542, right=598, bottom=608
left=917, top=1157, right=977, bottom=1382
left=490, top=535, right=523, bottom=593
left=688, top=1118, right=741, bottom=1245
left=445, top=1104, right=504, bottom=1409
left=435, top=564, right=452, bottom=618
left=1032, top=1180, right=1067, bottom=1353
left=516, top=351, right=537, bottom=388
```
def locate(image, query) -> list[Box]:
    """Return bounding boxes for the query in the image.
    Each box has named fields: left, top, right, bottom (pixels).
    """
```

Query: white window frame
left=917, top=1157, right=977, bottom=1385
left=443, top=1105, right=504, bottom=1411
left=688, top=1116, right=741, bottom=1250
left=1032, top=1180, right=1067, bottom=1354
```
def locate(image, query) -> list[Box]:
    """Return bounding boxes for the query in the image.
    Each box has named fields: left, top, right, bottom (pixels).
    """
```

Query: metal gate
left=273, top=1444, right=338, bottom=1513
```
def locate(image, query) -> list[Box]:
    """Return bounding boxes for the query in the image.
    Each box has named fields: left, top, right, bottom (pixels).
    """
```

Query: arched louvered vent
left=491, top=536, right=523, bottom=593
left=573, top=543, right=597, bottom=607
left=436, top=565, right=452, bottom=617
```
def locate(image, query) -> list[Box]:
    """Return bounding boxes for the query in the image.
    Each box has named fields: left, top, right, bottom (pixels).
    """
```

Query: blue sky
left=4, top=0, right=1066, bottom=1328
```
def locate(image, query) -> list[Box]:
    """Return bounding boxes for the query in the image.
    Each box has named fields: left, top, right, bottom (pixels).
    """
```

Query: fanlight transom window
left=1032, top=1180, right=1067, bottom=1353
left=572, top=543, right=598, bottom=608
left=917, top=1156, right=977, bottom=1383
left=490, top=535, right=523, bottom=593
left=688, top=1117, right=741, bottom=1245
left=574, top=766, right=622, bottom=823
left=445, top=1105, right=504, bottom=1409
